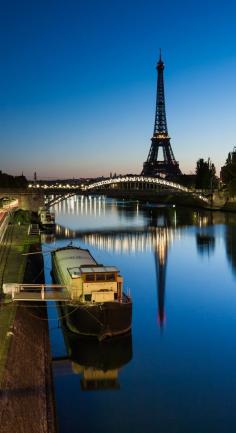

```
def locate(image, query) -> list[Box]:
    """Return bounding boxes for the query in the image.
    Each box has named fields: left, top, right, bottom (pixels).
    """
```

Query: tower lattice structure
left=142, top=54, right=181, bottom=178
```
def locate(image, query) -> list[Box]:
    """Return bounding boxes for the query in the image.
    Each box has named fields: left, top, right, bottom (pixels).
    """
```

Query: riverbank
left=0, top=211, right=56, bottom=433
left=89, top=189, right=236, bottom=212
left=89, top=189, right=212, bottom=209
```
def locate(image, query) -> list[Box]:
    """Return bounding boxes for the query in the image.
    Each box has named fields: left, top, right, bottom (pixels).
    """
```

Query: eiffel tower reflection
left=154, top=228, right=168, bottom=327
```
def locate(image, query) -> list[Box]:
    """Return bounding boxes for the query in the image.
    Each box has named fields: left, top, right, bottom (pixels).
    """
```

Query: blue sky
left=1, top=0, right=236, bottom=178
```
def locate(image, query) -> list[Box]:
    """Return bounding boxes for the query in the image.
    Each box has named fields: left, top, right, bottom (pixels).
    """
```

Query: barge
left=51, top=245, right=132, bottom=339
left=38, top=207, right=55, bottom=230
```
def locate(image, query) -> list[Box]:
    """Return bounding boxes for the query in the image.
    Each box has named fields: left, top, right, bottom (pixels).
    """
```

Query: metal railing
left=2, top=283, right=72, bottom=302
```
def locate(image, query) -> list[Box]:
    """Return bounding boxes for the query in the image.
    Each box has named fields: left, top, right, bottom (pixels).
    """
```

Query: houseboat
left=38, top=207, right=55, bottom=229
left=51, top=245, right=132, bottom=339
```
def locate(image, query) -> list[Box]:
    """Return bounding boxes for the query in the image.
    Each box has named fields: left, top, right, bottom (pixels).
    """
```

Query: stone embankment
left=209, top=191, right=236, bottom=211
left=98, top=189, right=209, bottom=208
left=0, top=211, right=56, bottom=433
left=91, top=188, right=236, bottom=211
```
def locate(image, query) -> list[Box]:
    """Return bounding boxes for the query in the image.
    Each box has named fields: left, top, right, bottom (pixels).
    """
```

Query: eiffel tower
left=142, top=53, right=181, bottom=178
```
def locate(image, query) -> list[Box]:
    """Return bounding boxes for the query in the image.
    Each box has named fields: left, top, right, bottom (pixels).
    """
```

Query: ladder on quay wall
left=2, top=283, right=72, bottom=302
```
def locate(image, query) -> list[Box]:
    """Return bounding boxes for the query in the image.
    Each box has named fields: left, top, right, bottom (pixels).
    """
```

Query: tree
left=195, top=158, right=216, bottom=189
left=221, top=148, right=236, bottom=196
left=0, top=171, right=28, bottom=188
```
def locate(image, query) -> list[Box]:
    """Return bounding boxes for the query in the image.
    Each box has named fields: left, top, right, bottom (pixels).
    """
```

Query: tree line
left=221, top=148, right=236, bottom=196
left=0, top=171, right=28, bottom=188
left=194, top=147, right=236, bottom=196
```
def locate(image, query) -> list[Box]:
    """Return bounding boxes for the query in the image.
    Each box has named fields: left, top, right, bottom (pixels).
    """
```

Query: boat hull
left=61, top=320, right=133, bottom=370
left=59, top=300, right=132, bottom=339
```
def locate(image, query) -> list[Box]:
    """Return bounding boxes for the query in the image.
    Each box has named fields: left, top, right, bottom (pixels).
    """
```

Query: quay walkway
left=0, top=216, right=42, bottom=383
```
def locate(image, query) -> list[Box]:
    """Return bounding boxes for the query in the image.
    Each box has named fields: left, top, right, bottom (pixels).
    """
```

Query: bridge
left=28, top=175, right=210, bottom=207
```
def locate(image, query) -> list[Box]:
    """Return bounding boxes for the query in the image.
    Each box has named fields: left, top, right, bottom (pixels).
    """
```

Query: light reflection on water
left=43, top=196, right=236, bottom=433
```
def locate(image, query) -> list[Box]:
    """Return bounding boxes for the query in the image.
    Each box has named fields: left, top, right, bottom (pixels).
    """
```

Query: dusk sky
left=1, top=0, right=236, bottom=179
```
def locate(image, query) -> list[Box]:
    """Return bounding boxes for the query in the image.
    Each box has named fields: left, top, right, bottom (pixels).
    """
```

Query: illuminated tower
left=142, top=53, right=181, bottom=178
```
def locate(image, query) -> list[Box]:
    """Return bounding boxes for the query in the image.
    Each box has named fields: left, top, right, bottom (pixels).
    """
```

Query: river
left=42, top=195, right=236, bottom=433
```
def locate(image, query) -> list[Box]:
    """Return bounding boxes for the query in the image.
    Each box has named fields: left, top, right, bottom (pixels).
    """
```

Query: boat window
left=85, top=274, right=95, bottom=282
left=84, top=294, right=92, bottom=301
left=96, top=274, right=105, bottom=281
left=106, top=273, right=115, bottom=281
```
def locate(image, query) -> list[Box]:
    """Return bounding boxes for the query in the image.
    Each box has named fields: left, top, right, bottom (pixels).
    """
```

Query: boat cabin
left=68, top=265, right=122, bottom=302
left=53, top=247, right=123, bottom=302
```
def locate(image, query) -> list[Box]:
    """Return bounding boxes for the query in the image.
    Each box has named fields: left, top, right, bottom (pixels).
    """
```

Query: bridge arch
left=41, top=175, right=209, bottom=207
left=84, top=175, right=189, bottom=192
left=83, top=175, right=209, bottom=204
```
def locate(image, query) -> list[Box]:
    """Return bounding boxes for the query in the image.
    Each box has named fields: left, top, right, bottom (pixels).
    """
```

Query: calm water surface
left=42, top=196, right=236, bottom=433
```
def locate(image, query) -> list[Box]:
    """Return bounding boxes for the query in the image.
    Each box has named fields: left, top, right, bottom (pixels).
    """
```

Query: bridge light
left=28, top=184, right=32, bottom=188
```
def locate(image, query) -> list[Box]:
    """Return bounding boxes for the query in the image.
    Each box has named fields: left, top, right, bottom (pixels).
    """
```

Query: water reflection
left=45, top=197, right=236, bottom=334
left=196, top=233, right=215, bottom=256
left=52, top=194, right=227, bottom=230
left=225, top=225, right=236, bottom=275
left=51, top=196, right=236, bottom=278
left=44, top=195, right=236, bottom=433
left=54, top=319, right=132, bottom=390
left=154, top=229, right=168, bottom=327
left=53, top=195, right=107, bottom=218
left=49, top=197, right=232, bottom=328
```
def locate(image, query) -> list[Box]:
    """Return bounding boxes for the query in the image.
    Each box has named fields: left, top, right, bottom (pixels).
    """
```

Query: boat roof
left=54, top=247, right=97, bottom=268
left=80, top=266, right=118, bottom=273
left=54, top=246, right=119, bottom=275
